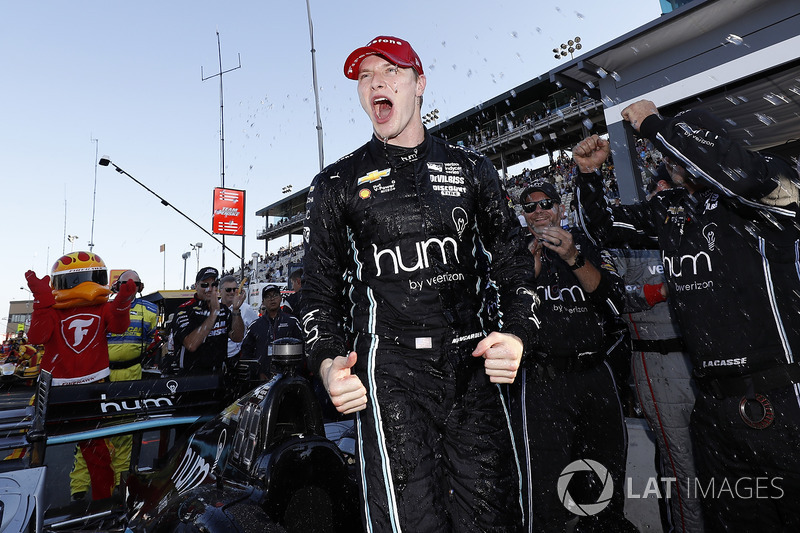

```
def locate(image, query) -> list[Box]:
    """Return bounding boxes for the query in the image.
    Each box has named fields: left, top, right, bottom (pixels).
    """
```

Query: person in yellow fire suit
left=71, top=269, right=158, bottom=494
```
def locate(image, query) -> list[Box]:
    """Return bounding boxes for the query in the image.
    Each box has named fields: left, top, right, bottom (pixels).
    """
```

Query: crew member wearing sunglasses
left=172, top=266, right=245, bottom=375
left=510, top=180, right=634, bottom=532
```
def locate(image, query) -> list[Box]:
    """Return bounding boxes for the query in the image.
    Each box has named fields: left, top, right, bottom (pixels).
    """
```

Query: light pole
left=553, top=36, right=582, bottom=60
left=306, top=0, right=325, bottom=171
left=422, top=109, right=440, bottom=126
left=251, top=252, right=260, bottom=283
left=67, top=235, right=79, bottom=252
left=182, top=251, right=192, bottom=289
left=89, top=137, right=99, bottom=251
left=190, top=242, right=203, bottom=271
left=98, top=156, right=240, bottom=258
left=18, top=287, right=33, bottom=335
left=19, top=287, right=33, bottom=306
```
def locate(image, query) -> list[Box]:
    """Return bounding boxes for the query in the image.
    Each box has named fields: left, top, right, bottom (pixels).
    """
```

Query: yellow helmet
left=50, top=251, right=111, bottom=308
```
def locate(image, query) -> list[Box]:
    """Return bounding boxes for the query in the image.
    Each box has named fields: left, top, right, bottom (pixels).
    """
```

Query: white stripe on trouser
left=362, top=324, right=401, bottom=532
left=519, top=367, right=534, bottom=533
left=496, top=382, right=525, bottom=527
left=757, top=237, right=800, bottom=409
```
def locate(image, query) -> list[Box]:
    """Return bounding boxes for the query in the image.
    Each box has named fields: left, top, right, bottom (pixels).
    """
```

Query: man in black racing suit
left=511, top=181, right=635, bottom=532
left=301, top=36, right=538, bottom=532
left=573, top=99, right=800, bottom=531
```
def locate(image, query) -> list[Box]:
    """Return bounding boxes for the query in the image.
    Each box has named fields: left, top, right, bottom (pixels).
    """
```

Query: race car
left=0, top=344, right=43, bottom=387
left=0, top=338, right=360, bottom=533
left=0, top=369, right=228, bottom=533
left=125, top=338, right=361, bottom=532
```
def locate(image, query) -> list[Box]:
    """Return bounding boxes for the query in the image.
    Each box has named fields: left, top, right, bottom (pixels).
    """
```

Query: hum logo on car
left=172, top=446, right=212, bottom=494
left=99, top=393, right=173, bottom=413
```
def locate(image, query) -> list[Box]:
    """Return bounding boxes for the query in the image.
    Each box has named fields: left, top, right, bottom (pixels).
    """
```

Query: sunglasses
left=199, top=281, right=219, bottom=289
left=222, top=287, right=237, bottom=293
left=112, top=280, right=143, bottom=293
left=522, top=199, right=557, bottom=213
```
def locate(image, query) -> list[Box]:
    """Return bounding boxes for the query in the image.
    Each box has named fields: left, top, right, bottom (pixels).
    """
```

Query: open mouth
left=372, top=96, right=393, bottom=122
left=531, top=218, right=551, bottom=231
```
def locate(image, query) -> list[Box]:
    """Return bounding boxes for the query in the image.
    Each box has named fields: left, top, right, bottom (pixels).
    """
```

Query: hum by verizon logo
left=99, top=393, right=173, bottom=413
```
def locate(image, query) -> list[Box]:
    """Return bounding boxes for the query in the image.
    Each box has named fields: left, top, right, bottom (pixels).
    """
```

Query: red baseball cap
left=344, top=36, right=424, bottom=80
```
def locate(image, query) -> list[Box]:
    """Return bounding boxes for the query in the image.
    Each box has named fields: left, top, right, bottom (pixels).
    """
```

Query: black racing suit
left=284, top=290, right=303, bottom=321
left=576, top=109, right=800, bottom=531
left=510, top=231, right=634, bottom=533
left=302, top=130, right=539, bottom=532
left=240, top=310, right=302, bottom=376
left=173, top=297, right=233, bottom=374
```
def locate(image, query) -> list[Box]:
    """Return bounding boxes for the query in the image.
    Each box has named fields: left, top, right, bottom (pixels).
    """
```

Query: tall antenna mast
left=62, top=192, right=67, bottom=255
left=202, top=31, right=241, bottom=271
left=306, top=0, right=325, bottom=171
left=89, top=137, right=99, bottom=251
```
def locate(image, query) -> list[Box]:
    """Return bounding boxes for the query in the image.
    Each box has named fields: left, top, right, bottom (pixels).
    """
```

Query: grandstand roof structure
left=255, top=187, right=306, bottom=249
left=545, top=0, right=800, bottom=200
left=256, top=0, right=800, bottom=244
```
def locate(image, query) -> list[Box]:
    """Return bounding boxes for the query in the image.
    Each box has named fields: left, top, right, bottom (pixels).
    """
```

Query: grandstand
left=250, top=0, right=800, bottom=283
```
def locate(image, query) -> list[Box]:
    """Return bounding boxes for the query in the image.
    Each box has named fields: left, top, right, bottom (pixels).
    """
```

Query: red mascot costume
left=26, top=251, right=136, bottom=501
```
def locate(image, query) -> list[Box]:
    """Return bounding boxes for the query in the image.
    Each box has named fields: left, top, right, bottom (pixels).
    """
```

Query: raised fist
left=25, top=270, right=56, bottom=309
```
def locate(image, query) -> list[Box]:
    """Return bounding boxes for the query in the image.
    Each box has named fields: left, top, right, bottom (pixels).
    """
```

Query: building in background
left=6, top=300, right=33, bottom=340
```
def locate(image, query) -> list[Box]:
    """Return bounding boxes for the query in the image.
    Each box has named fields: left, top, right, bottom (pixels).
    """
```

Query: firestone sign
left=212, top=187, right=245, bottom=236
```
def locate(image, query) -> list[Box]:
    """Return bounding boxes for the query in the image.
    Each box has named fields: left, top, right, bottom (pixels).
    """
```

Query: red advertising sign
left=212, top=187, right=245, bottom=236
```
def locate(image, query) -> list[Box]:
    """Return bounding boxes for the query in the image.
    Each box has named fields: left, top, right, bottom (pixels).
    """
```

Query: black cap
left=520, top=180, right=561, bottom=204
left=262, top=285, right=281, bottom=298
left=195, top=266, right=219, bottom=283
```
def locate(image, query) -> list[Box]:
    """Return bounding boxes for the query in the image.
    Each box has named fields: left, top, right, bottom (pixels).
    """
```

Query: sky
left=1, top=0, right=663, bottom=328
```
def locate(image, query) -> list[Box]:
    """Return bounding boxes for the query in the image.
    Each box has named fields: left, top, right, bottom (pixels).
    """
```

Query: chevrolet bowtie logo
left=357, top=168, right=391, bottom=185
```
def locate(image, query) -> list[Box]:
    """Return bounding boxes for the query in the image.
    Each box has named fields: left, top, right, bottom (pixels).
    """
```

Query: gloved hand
left=115, top=278, right=137, bottom=308
left=25, top=270, right=55, bottom=309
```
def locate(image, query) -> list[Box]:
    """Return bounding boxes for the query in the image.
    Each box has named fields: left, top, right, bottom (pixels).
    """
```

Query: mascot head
left=51, top=251, right=111, bottom=309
